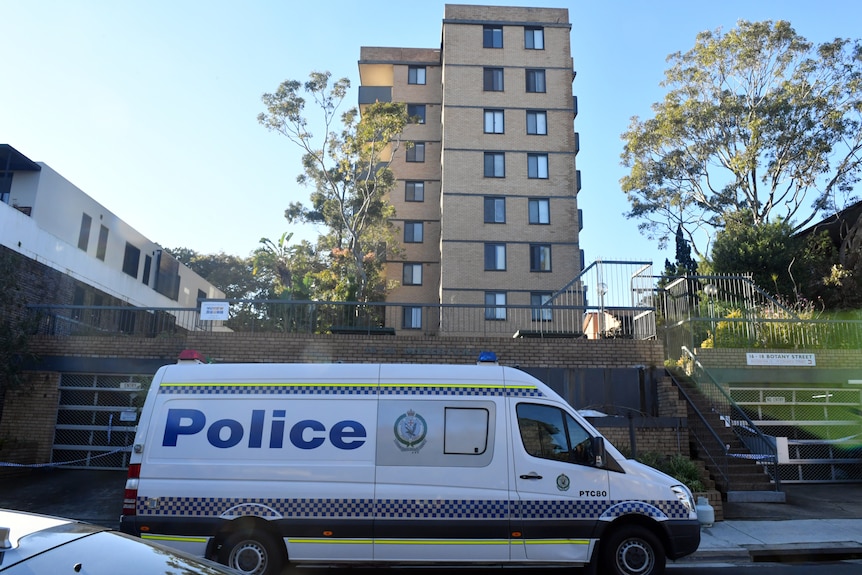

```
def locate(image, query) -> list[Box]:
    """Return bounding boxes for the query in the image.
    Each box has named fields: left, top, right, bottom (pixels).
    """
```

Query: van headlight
left=671, top=484, right=696, bottom=515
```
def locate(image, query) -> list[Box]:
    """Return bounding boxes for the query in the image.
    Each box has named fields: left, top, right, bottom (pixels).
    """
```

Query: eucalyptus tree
left=621, top=20, right=862, bottom=259
left=258, top=71, right=409, bottom=302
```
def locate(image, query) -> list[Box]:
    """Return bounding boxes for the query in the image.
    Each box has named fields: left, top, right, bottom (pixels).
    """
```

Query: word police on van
left=120, top=355, right=700, bottom=575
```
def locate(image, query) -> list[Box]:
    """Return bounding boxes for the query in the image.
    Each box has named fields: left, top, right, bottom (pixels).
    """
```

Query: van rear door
left=509, top=399, right=609, bottom=562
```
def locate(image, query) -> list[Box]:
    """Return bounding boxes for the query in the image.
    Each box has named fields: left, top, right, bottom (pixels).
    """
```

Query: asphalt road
left=0, top=468, right=127, bottom=527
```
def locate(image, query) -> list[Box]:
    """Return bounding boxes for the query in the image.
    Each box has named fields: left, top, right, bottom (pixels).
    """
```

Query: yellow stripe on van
left=159, top=382, right=534, bottom=388
left=141, top=534, right=209, bottom=544
left=159, top=382, right=373, bottom=388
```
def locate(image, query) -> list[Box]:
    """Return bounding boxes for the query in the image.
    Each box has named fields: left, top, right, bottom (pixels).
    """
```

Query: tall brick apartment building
left=359, top=5, right=582, bottom=334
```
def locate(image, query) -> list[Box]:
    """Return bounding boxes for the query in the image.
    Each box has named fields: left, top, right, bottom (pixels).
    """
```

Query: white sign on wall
left=746, top=352, right=816, bottom=366
left=200, top=301, right=230, bottom=321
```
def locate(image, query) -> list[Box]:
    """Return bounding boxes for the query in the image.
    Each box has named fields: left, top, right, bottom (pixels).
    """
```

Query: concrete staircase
left=673, top=375, right=784, bottom=502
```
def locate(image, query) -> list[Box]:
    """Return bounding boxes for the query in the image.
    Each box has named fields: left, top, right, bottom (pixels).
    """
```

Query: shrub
left=636, top=451, right=706, bottom=493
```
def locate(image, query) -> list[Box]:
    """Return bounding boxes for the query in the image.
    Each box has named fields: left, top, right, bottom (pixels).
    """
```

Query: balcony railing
left=659, top=274, right=862, bottom=359
left=26, top=299, right=657, bottom=339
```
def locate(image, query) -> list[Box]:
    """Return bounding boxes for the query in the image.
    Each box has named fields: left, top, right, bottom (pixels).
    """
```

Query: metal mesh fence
left=52, top=373, right=151, bottom=469
left=729, top=386, right=862, bottom=483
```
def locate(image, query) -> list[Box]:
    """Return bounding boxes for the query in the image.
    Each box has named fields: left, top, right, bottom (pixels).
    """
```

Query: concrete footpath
left=682, top=483, right=862, bottom=564
left=2, top=469, right=862, bottom=564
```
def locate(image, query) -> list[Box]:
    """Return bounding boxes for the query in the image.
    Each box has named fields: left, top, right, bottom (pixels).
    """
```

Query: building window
left=408, top=66, right=426, bottom=85
left=484, top=152, right=505, bottom=178
left=122, top=242, right=141, bottom=278
left=71, top=285, right=85, bottom=321
left=527, top=153, right=549, bottom=179
left=526, top=69, right=546, bottom=93
left=484, top=109, right=504, bottom=134
left=404, top=221, right=424, bottom=243
left=485, top=292, right=507, bottom=321
left=530, top=244, right=552, bottom=272
left=0, top=172, right=11, bottom=205
left=525, top=27, right=545, bottom=49
left=405, top=181, right=425, bottom=202
left=406, top=142, right=425, bottom=162
left=484, top=243, right=506, bottom=271
left=403, top=306, right=422, bottom=329
left=531, top=292, right=553, bottom=321
left=483, top=67, right=504, bottom=91
left=92, top=294, right=103, bottom=324
left=529, top=198, right=550, bottom=224
left=484, top=197, right=506, bottom=223
left=403, top=263, right=423, bottom=286
left=96, top=225, right=109, bottom=261
left=78, top=213, right=92, bottom=251
left=155, top=250, right=181, bottom=301
left=407, top=104, right=426, bottom=124
left=483, top=25, right=503, bottom=48
left=142, top=254, right=152, bottom=285
left=527, top=110, right=547, bottom=135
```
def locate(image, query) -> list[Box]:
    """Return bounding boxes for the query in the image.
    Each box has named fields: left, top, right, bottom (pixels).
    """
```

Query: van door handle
left=520, top=472, right=542, bottom=480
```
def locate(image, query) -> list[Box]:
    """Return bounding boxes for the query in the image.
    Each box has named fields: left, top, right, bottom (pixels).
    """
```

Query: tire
left=218, top=529, right=286, bottom=575
left=600, top=525, right=666, bottom=575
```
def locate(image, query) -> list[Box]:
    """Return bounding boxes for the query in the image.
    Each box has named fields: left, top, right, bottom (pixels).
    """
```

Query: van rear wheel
left=218, top=529, right=286, bottom=575
left=600, top=525, right=665, bottom=575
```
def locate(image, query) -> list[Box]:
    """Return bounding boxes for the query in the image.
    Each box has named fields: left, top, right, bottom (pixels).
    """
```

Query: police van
left=119, top=354, right=700, bottom=575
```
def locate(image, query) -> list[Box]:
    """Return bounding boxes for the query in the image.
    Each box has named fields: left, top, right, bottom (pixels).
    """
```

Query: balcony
left=359, top=86, right=392, bottom=105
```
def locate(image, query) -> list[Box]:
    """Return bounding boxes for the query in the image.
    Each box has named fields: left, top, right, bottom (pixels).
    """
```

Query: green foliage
left=711, top=213, right=801, bottom=298
left=636, top=452, right=706, bottom=493
left=167, top=248, right=270, bottom=300
left=258, top=71, right=409, bottom=302
left=621, top=20, right=862, bottom=259
left=660, top=225, right=700, bottom=282
left=701, top=308, right=753, bottom=348
left=252, top=232, right=296, bottom=298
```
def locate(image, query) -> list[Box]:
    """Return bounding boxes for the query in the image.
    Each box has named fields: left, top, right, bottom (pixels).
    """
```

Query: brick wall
left=27, top=332, right=666, bottom=367
left=0, top=371, right=59, bottom=474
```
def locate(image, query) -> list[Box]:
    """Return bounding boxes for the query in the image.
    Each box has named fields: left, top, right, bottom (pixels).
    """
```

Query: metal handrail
left=666, top=369, right=731, bottom=490
left=680, top=347, right=782, bottom=490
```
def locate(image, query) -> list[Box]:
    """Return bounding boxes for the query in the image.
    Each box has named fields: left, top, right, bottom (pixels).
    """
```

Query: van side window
left=444, top=407, right=489, bottom=454
left=517, top=403, right=594, bottom=465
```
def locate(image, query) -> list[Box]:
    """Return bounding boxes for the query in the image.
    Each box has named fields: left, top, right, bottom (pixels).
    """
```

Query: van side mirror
left=591, top=436, right=606, bottom=468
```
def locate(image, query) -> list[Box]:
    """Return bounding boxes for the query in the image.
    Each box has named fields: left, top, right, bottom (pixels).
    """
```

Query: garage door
left=52, top=373, right=151, bottom=470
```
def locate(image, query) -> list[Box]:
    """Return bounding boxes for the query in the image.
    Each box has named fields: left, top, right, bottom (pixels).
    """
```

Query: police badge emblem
left=394, top=409, right=427, bottom=452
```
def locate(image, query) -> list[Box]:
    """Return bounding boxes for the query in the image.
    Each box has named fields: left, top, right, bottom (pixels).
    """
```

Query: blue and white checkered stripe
left=376, top=499, right=509, bottom=519
left=139, top=497, right=376, bottom=518
left=138, top=497, right=685, bottom=520
left=159, top=383, right=544, bottom=398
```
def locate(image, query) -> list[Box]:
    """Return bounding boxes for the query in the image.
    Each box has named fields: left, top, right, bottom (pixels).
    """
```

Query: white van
left=119, top=356, right=700, bottom=575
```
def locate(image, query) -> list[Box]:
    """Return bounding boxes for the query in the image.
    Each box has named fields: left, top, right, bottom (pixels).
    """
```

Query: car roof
left=0, top=509, right=105, bottom=569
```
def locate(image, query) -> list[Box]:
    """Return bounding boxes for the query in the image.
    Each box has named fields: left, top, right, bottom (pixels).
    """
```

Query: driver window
left=517, top=403, right=594, bottom=465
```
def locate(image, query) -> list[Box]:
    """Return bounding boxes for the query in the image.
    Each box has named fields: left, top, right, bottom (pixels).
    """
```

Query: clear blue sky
left=3, top=0, right=859, bottom=270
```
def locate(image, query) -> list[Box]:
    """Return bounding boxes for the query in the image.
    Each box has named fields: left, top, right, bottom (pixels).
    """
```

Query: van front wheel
left=600, top=525, right=666, bottom=575
left=218, top=529, right=286, bottom=575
